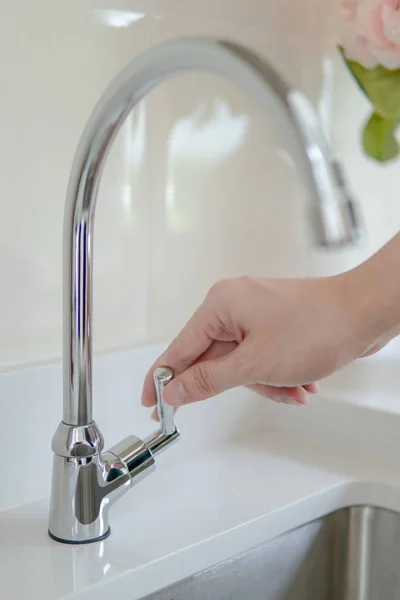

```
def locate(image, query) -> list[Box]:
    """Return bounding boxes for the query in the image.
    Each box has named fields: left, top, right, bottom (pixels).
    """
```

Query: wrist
left=338, top=246, right=400, bottom=354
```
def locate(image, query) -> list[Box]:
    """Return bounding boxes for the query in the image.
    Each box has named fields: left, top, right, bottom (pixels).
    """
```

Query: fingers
left=142, top=333, right=237, bottom=409
left=246, top=383, right=315, bottom=405
left=141, top=307, right=213, bottom=408
left=161, top=346, right=320, bottom=407
left=148, top=340, right=237, bottom=421
left=162, top=343, right=252, bottom=406
left=151, top=382, right=317, bottom=416
left=303, top=382, right=319, bottom=394
left=142, top=322, right=320, bottom=409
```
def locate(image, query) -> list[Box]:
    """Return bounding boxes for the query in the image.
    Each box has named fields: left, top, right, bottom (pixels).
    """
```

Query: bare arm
left=142, top=232, right=400, bottom=414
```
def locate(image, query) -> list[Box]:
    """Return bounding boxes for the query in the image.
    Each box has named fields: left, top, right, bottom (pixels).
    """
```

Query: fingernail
left=165, top=381, right=188, bottom=406
left=284, top=396, right=303, bottom=406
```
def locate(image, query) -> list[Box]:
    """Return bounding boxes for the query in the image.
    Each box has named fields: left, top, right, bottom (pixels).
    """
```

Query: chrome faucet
left=48, top=36, right=364, bottom=544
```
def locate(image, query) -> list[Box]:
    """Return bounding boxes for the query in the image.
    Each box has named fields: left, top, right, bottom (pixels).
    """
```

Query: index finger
left=141, top=305, right=213, bottom=407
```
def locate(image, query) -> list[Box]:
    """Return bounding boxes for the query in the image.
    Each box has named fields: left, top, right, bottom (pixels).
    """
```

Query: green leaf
left=339, top=47, right=400, bottom=120
left=362, top=111, right=400, bottom=162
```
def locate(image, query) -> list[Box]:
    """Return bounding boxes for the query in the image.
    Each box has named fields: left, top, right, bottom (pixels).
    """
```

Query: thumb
left=163, top=347, right=249, bottom=406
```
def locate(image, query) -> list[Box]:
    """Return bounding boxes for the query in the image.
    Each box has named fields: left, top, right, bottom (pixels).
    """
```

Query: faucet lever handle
left=153, top=367, right=175, bottom=436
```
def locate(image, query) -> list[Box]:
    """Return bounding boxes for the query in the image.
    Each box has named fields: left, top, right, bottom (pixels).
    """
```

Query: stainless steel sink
left=142, top=506, right=400, bottom=600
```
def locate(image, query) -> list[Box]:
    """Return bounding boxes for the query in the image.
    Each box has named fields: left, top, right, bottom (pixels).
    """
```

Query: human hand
left=142, top=272, right=377, bottom=416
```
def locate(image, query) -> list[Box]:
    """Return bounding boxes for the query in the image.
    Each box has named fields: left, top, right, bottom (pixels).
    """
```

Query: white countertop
left=2, top=343, right=400, bottom=599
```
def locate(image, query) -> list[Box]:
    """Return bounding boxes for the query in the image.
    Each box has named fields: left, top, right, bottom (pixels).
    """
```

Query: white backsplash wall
left=1, top=0, right=399, bottom=368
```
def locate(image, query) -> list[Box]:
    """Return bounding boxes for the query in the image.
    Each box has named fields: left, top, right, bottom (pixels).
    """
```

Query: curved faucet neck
left=62, top=36, right=361, bottom=426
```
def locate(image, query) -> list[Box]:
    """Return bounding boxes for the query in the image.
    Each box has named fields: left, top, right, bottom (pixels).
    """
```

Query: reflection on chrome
left=98, top=10, right=145, bottom=28
left=166, top=99, right=249, bottom=230
left=169, top=100, right=249, bottom=162
left=122, top=105, right=146, bottom=223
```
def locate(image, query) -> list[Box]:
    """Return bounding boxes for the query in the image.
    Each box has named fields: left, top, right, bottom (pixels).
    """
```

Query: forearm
left=344, top=232, right=400, bottom=348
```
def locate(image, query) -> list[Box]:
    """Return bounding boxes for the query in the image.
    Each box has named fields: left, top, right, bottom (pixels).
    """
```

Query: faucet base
left=48, top=421, right=180, bottom=544
left=48, top=420, right=133, bottom=544
left=48, top=527, right=111, bottom=545
left=48, top=448, right=131, bottom=544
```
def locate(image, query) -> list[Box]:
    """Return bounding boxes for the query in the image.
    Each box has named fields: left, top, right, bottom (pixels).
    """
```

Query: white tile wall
left=1, top=0, right=399, bottom=369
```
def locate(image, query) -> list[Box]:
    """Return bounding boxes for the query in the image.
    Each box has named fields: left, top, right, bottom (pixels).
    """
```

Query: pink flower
left=340, top=0, right=400, bottom=69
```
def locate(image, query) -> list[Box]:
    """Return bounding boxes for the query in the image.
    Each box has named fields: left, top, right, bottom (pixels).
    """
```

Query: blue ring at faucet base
left=48, top=527, right=111, bottom=545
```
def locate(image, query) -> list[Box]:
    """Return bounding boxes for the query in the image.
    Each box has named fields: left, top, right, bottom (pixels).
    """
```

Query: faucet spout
left=62, top=35, right=362, bottom=428
left=50, top=36, right=364, bottom=544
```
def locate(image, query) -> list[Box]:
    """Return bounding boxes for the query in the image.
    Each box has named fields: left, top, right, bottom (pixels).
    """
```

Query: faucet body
left=49, top=36, right=363, bottom=544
